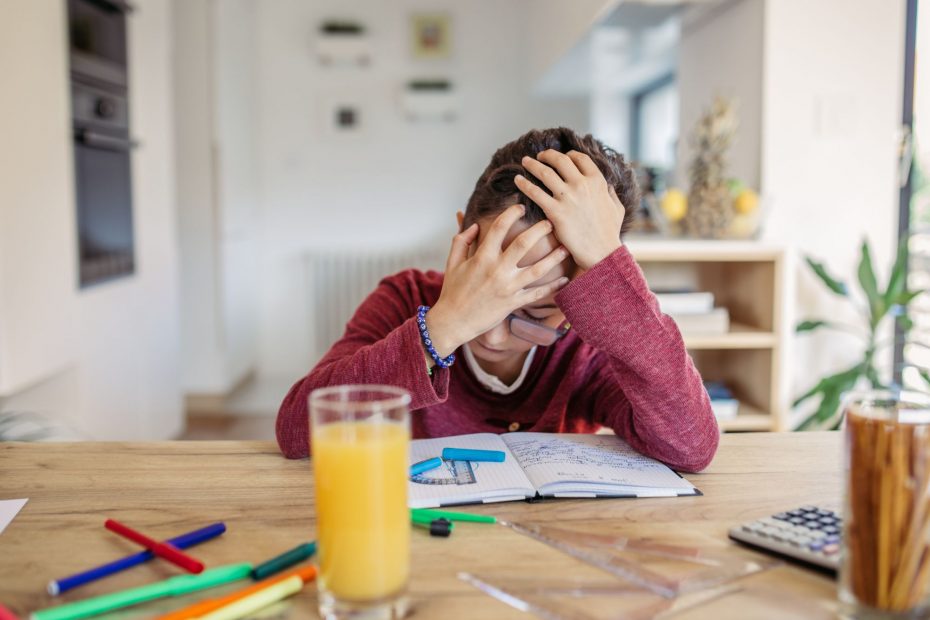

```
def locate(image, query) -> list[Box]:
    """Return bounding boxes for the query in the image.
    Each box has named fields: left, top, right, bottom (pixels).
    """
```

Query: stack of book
left=705, top=381, right=739, bottom=421
left=654, top=290, right=730, bottom=335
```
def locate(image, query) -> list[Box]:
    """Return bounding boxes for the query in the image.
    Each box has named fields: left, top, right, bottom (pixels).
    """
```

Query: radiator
left=305, top=245, right=447, bottom=362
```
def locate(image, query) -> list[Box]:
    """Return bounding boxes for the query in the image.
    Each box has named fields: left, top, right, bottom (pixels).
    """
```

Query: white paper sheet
left=0, top=498, right=28, bottom=535
left=503, top=433, right=696, bottom=496
left=408, top=434, right=534, bottom=508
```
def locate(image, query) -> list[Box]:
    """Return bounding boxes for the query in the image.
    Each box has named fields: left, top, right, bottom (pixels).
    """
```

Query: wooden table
left=0, top=433, right=842, bottom=619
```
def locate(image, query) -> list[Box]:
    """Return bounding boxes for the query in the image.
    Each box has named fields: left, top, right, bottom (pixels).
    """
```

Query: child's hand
left=514, top=150, right=626, bottom=272
left=426, top=204, right=569, bottom=357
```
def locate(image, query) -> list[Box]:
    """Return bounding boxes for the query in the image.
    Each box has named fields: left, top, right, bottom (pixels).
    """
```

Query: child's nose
left=484, top=320, right=511, bottom=346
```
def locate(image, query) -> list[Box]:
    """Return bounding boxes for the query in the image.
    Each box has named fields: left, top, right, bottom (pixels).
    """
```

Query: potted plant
left=795, top=239, right=929, bottom=430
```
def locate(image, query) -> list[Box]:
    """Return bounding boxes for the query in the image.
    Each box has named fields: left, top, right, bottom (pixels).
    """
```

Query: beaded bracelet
left=416, top=305, right=456, bottom=369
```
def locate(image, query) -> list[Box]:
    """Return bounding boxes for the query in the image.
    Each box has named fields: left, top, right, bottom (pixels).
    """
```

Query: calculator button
left=819, top=517, right=836, bottom=525
left=809, top=530, right=827, bottom=539
left=823, top=544, right=840, bottom=555
left=800, top=506, right=817, bottom=512
left=804, top=520, right=822, bottom=529
left=773, top=512, right=790, bottom=520
left=761, top=527, right=779, bottom=537
left=816, top=509, right=833, bottom=516
left=809, top=540, right=825, bottom=551
left=823, top=526, right=839, bottom=535
left=789, top=517, right=805, bottom=525
left=787, top=510, right=805, bottom=517
left=824, top=534, right=840, bottom=544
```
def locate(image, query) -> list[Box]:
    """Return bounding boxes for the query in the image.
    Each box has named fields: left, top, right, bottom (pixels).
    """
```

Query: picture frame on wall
left=410, top=13, right=452, bottom=60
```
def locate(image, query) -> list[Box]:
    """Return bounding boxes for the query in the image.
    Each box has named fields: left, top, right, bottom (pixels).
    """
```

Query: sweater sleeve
left=276, top=272, right=450, bottom=459
left=555, top=246, right=719, bottom=472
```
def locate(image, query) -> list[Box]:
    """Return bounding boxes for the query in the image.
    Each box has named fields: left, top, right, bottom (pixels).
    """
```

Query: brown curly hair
left=463, top=127, right=639, bottom=234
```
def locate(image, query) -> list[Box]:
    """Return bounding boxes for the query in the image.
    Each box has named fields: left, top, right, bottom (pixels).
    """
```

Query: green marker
left=31, top=563, right=253, bottom=620
left=251, top=542, right=317, bottom=580
left=411, top=508, right=496, bottom=524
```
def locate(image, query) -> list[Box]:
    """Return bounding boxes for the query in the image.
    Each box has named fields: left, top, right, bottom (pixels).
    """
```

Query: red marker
left=104, top=519, right=205, bottom=574
left=0, top=603, right=21, bottom=620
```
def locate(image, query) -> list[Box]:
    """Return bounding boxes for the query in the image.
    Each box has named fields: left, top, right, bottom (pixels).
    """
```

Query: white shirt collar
left=462, top=343, right=537, bottom=395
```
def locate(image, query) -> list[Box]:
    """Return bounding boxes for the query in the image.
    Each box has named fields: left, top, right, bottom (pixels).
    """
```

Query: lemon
left=660, top=189, right=687, bottom=223
left=735, top=189, right=759, bottom=215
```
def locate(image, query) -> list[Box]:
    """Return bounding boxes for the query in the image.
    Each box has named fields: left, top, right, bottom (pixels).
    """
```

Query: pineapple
left=684, top=97, right=738, bottom=238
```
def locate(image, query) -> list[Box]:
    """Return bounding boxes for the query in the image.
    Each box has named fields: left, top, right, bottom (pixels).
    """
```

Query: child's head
left=462, top=127, right=640, bottom=232
left=457, top=128, right=639, bottom=372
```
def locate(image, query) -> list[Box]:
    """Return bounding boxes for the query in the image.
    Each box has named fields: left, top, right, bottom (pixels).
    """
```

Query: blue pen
left=410, top=457, right=443, bottom=476
left=441, top=448, right=506, bottom=462
left=48, top=522, right=226, bottom=595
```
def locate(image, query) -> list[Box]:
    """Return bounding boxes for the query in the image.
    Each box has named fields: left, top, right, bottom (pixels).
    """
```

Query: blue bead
left=424, top=338, right=432, bottom=346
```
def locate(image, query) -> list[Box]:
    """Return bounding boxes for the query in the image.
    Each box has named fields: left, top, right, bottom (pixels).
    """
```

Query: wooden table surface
left=0, top=433, right=843, bottom=619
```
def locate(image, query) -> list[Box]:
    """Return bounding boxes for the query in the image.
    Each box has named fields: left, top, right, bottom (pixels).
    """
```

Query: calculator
left=728, top=505, right=842, bottom=573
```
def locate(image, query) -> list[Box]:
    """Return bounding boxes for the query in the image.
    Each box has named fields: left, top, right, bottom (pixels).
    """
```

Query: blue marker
left=410, top=457, right=443, bottom=476
left=441, top=448, right=506, bottom=462
left=48, top=522, right=226, bottom=595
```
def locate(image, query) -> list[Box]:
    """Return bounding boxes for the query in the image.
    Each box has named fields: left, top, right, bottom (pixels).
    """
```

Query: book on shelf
left=408, top=432, right=700, bottom=508
left=654, top=291, right=715, bottom=315
left=705, top=381, right=738, bottom=421
left=669, top=307, right=730, bottom=335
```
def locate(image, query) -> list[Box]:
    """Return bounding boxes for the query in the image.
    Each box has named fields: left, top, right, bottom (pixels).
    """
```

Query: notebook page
left=502, top=433, right=695, bottom=495
left=408, top=433, right=536, bottom=508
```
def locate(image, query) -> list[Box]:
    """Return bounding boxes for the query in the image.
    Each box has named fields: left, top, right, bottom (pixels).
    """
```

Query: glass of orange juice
left=310, top=385, right=411, bottom=620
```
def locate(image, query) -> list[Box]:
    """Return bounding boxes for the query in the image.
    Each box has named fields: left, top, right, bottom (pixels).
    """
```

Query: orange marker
left=155, top=566, right=317, bottom=620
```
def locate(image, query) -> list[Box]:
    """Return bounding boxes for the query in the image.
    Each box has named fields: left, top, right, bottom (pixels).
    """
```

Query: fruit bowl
left=650, top=187, right=767, bottom=240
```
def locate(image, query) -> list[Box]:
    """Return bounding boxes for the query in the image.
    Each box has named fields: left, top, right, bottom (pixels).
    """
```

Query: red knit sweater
left=276, top=246, right=719, bottom=472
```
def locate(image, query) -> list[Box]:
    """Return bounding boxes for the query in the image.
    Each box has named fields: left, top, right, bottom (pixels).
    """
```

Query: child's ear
left=456, top=211, right=465, bottom=232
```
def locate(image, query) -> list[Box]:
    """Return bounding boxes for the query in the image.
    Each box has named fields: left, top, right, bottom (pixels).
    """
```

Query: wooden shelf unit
left=625, top=238, right=787, bottom=432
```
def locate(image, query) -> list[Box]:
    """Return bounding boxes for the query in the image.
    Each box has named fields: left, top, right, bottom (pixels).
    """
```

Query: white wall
left=676, top=0, right=764, bottom=189
left=760, top=0, right=905, bottom=423
left=254, top=0, right=588, bottom=380
left=174, top=0, right=259, bottom=395
left=0, top=0, right=183, bottom=439
left=0, top=0, right=77, bottom=397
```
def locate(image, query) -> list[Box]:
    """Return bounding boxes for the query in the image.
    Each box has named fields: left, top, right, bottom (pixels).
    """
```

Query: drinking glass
left=840, top=390, right=930, bottom=619
left=310, top=385, right=411, bottom=620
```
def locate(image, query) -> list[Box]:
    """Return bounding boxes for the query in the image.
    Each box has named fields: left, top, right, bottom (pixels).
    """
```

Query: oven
left=68, top=0, right=135, bottom=287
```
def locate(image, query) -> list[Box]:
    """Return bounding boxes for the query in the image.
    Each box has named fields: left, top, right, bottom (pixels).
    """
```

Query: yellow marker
left=195, top=575, right=304, bottom=620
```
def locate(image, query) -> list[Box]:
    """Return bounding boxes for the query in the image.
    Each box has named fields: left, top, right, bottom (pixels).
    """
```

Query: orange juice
left=312, top=420, right=410, bottom=602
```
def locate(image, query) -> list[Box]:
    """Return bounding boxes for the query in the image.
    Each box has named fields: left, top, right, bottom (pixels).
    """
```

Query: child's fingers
left=479, top=204, right=526, bottom=255
left=565, top=150, right=600, bottom=177
left=521, top=155, right=570, bottom=193
left=446, top=223, right=479, bottom=271
left=519, top=276, right=570, bottom=304
left=535, top=150, right=584, bottom=184
left=501, top=219, right=553, bottom=266
left=514, top=174, right=560, bottom=217
left=516, top=244, right=570, bottom=289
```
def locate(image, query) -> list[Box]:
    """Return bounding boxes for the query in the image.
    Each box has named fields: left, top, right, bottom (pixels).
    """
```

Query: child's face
left=468, top=215, right=573, bottom=365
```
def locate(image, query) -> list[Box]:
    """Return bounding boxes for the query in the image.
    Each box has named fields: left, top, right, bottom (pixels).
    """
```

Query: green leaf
left=896, top=289, right=926, bottom=306
left=805, top=257, right=848, bottom=297
left=899, top=314, right=915, bottom=332
left=883, top=239, right=909, bottom=310
left=857, top=240, right=885, bottom=325
left=920, top=368, right=930, bottom=389
left=796, top=320, right=828, bottom=333
left=794, top=364, right=864, bottom=430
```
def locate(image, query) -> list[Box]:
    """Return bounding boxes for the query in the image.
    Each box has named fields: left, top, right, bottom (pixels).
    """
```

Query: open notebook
left=408, top=432, right=700, bottom=509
